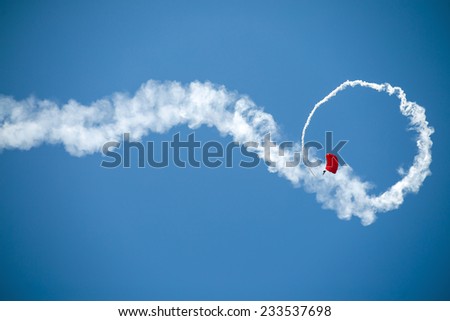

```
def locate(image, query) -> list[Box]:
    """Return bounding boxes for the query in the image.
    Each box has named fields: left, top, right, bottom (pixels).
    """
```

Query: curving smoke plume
left=0, top=80, right=433, bottom=225
left=301, top=80, right=433, bottom=225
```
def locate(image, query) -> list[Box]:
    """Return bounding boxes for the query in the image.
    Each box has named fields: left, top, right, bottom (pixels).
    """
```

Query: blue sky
left=0, top=0, right=449, bottom=300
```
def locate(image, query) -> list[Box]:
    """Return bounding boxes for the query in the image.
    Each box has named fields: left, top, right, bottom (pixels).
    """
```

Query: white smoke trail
left=301, top=80, right=434, bottom=225
left=0, top=81, right=275, bottom=155
left=0, top=79, right=433, bottom=225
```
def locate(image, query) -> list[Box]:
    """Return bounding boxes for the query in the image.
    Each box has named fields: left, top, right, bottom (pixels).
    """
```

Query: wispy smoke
left=0, top=80, right=433, bottom=225
left=301, top=80, right=433, bottom=225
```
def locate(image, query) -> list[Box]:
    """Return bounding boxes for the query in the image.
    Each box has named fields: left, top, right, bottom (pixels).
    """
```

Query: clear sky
left=0, top=0, right=449, bottom=300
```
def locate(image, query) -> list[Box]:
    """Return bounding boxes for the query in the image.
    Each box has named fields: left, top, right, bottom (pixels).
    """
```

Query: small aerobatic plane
left=323, top=153, right=339, bottom=175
